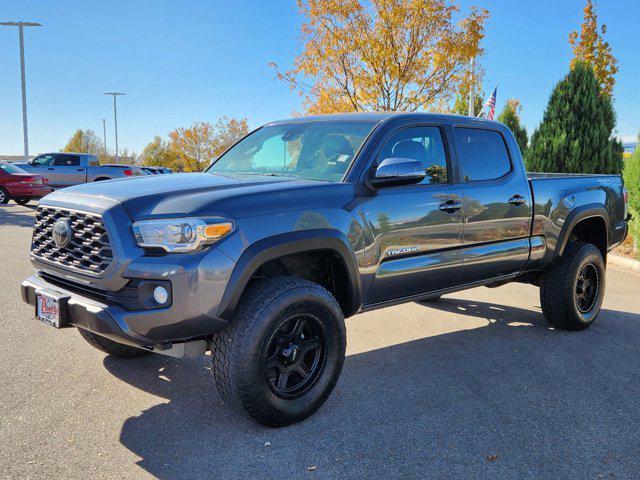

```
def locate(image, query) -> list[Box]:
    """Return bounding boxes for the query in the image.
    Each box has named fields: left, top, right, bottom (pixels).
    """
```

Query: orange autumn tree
left=569, top=0, right=617, bottom=95
left=168, top=117, right=249, bottom=172
left=272, top=0, right=488, bottom=114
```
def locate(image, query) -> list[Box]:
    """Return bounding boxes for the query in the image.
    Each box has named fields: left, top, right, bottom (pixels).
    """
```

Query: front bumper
left=22, top=241, right=236, bottom=354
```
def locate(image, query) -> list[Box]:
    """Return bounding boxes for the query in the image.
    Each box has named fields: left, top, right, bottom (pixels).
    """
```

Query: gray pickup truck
left=16, top=152, right=145, bottom=189
left=21, top=113, right=629, bottom=426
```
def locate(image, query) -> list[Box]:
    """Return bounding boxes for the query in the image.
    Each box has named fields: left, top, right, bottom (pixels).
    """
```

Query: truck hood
left=44, top=172, right=325, bottom=219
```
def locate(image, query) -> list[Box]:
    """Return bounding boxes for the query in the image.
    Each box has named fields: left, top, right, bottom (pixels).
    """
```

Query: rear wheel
left=78, top=328, right=152, bottom=358
left=0, top=188, right=9, bottom=204
left=540, top=241, right=605, bottom=330
left=210, top=276, right=346, bottom=427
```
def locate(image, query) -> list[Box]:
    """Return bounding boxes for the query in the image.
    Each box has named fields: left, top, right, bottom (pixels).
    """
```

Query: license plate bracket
left=36, top=290, right=70, bottom=328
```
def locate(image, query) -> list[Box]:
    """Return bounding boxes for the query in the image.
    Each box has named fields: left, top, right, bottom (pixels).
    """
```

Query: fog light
left=153, top=286, right=169, bottom=305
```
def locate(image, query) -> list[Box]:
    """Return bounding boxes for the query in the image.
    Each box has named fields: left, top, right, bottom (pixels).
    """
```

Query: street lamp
left=101, top=118, right=107, bottom=156
left=1, top=21, right=42, bottom=161
left=103, top=92, right=125, bottom=162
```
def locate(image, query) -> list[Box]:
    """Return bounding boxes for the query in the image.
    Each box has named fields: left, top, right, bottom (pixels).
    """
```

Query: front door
left=26, top=154, right=56, bottom=183
left=453, top=127, right=533, bottom=284
left=362, top=125, right=464, bottom=306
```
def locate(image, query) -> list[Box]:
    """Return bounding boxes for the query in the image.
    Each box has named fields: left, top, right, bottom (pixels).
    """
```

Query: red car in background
left=0, top=162, right=51, bottom=205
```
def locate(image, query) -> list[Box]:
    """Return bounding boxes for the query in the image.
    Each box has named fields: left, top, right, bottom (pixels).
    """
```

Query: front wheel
left=15, top=198, right=30, bottom=206
left=210, top=276, right=346, bottom=427
left=0, top=188, right=9, bottom=204
left=540, top=241, right=606, bottom=330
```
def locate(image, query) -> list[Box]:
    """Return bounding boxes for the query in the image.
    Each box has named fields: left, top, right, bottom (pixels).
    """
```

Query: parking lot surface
left=1, top=203, right=640, bottom=479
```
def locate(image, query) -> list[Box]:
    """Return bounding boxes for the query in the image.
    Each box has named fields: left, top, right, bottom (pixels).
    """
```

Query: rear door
left=53, top=154, right=85, bottom=188
left=454, top=127, right=532, bottom=283
left=362, top=124, right=465, bottom=306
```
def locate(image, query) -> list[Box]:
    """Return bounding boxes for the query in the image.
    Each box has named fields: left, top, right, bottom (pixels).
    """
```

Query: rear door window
left=455, top=128, right=511, bottom=182
left=54, top=154, right=81, bottom=166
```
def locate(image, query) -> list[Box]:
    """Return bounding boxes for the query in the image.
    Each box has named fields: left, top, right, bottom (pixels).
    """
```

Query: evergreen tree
left=525, top=62, right=623, bottom=174
left=497, top=98, right=528, bottom=153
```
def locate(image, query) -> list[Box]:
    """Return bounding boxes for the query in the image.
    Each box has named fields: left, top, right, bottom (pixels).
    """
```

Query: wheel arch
left=554, top=204, right=609, bottom=261
left=218, top=229, right=362, bottom=319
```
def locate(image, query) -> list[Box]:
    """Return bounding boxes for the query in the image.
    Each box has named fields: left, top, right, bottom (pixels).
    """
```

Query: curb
left=609, top=253, right=640, bottom=273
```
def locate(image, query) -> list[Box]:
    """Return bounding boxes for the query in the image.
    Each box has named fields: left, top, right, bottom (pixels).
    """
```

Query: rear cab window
left=454, top=128, right=511, bottom=182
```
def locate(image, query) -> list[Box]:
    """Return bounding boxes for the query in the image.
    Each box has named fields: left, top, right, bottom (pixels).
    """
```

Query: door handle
left=77, top=168, right=84, bottom=171
left=439, top=201, right=462, bottom=213
left=509, top=195, right=526, bottom=206
left=47, top=167, right=54, bottom=170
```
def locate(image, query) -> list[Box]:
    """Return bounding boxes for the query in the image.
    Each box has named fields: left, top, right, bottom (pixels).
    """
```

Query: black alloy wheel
left=264, top=314, right=326, bottom=399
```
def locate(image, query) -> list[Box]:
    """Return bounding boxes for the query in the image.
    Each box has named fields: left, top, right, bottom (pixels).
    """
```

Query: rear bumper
left=7, top=185, right=51, bottom=198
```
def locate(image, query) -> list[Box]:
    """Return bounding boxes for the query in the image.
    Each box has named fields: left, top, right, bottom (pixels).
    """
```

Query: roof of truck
left=268, top=111, right=503, bottom=126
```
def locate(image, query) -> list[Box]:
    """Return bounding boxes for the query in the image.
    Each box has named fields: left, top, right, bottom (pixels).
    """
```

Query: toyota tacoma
left=21, top=113, right=630, bottom=426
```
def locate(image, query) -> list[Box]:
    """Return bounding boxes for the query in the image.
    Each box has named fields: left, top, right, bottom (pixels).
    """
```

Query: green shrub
left=623, top=136, right=640, bottom=253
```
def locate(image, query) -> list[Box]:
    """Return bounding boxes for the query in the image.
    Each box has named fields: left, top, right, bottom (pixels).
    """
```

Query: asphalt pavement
left=1, top=202, right=640, bottom=479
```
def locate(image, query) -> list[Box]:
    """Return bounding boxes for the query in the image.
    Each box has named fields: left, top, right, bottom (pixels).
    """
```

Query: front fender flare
left=217, top=229, right=361, bottom=319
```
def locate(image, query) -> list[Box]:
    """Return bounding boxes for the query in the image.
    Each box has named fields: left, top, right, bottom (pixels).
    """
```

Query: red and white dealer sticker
left=36, top=292, right=61, bottom=328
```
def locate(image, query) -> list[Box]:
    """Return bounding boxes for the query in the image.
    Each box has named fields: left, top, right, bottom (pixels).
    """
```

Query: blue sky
left=1, top=0, right=638, bottom=156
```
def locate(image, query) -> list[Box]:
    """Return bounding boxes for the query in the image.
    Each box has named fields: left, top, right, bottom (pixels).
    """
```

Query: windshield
left=0, top=163, right=27, bottom=174
left=207, top=120, right=377, bottom=182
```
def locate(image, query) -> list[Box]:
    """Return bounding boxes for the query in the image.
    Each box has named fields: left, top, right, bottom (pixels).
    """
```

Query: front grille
left=32, top=207, right=113, bottom=274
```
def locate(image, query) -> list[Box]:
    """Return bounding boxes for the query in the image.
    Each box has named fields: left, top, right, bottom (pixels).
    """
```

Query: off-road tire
left=540, top=241, right=606, bottom=331
left=78, top=328, right=152, bottom=358
left=210, top=276, right=346, bottom=427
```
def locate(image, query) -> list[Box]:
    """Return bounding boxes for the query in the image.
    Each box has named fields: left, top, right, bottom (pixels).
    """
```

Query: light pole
left=1, top=21, right=42, bottom=161
left=101, top=118, right=107, bottom=156
left=468, top=57, right=475, bottom=117
left=103, top=92, right=125, bottom=162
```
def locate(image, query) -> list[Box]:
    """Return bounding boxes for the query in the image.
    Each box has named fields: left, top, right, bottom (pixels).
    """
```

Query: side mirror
left=370, top=157, right=425, bottom=188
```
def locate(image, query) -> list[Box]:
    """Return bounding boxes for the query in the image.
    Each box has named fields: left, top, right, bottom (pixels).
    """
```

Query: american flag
left=483, top=86, right=498, bottom=120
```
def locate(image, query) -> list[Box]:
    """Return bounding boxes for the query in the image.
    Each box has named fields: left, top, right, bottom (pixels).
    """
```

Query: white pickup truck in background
left=16, top=152, right=145, bottom=189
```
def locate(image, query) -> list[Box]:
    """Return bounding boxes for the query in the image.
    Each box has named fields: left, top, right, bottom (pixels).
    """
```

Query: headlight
left=132, top=218, right=234, bottom=253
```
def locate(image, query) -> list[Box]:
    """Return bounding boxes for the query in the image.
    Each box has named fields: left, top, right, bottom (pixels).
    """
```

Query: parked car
left=0, top=162, right=51, bottom=205
left=142, top=166, right=173, bottom=174
left=20, top=113, right=630, bottom=427
left=15, top=153, right=144, bottom=189
left=100, top=164, right=146, bottom=177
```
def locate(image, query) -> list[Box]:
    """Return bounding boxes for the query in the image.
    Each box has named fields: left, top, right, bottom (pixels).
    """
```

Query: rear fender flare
left=217, top=229, right=361, bottom=319
left=554, top=204, right=609, bottom=259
